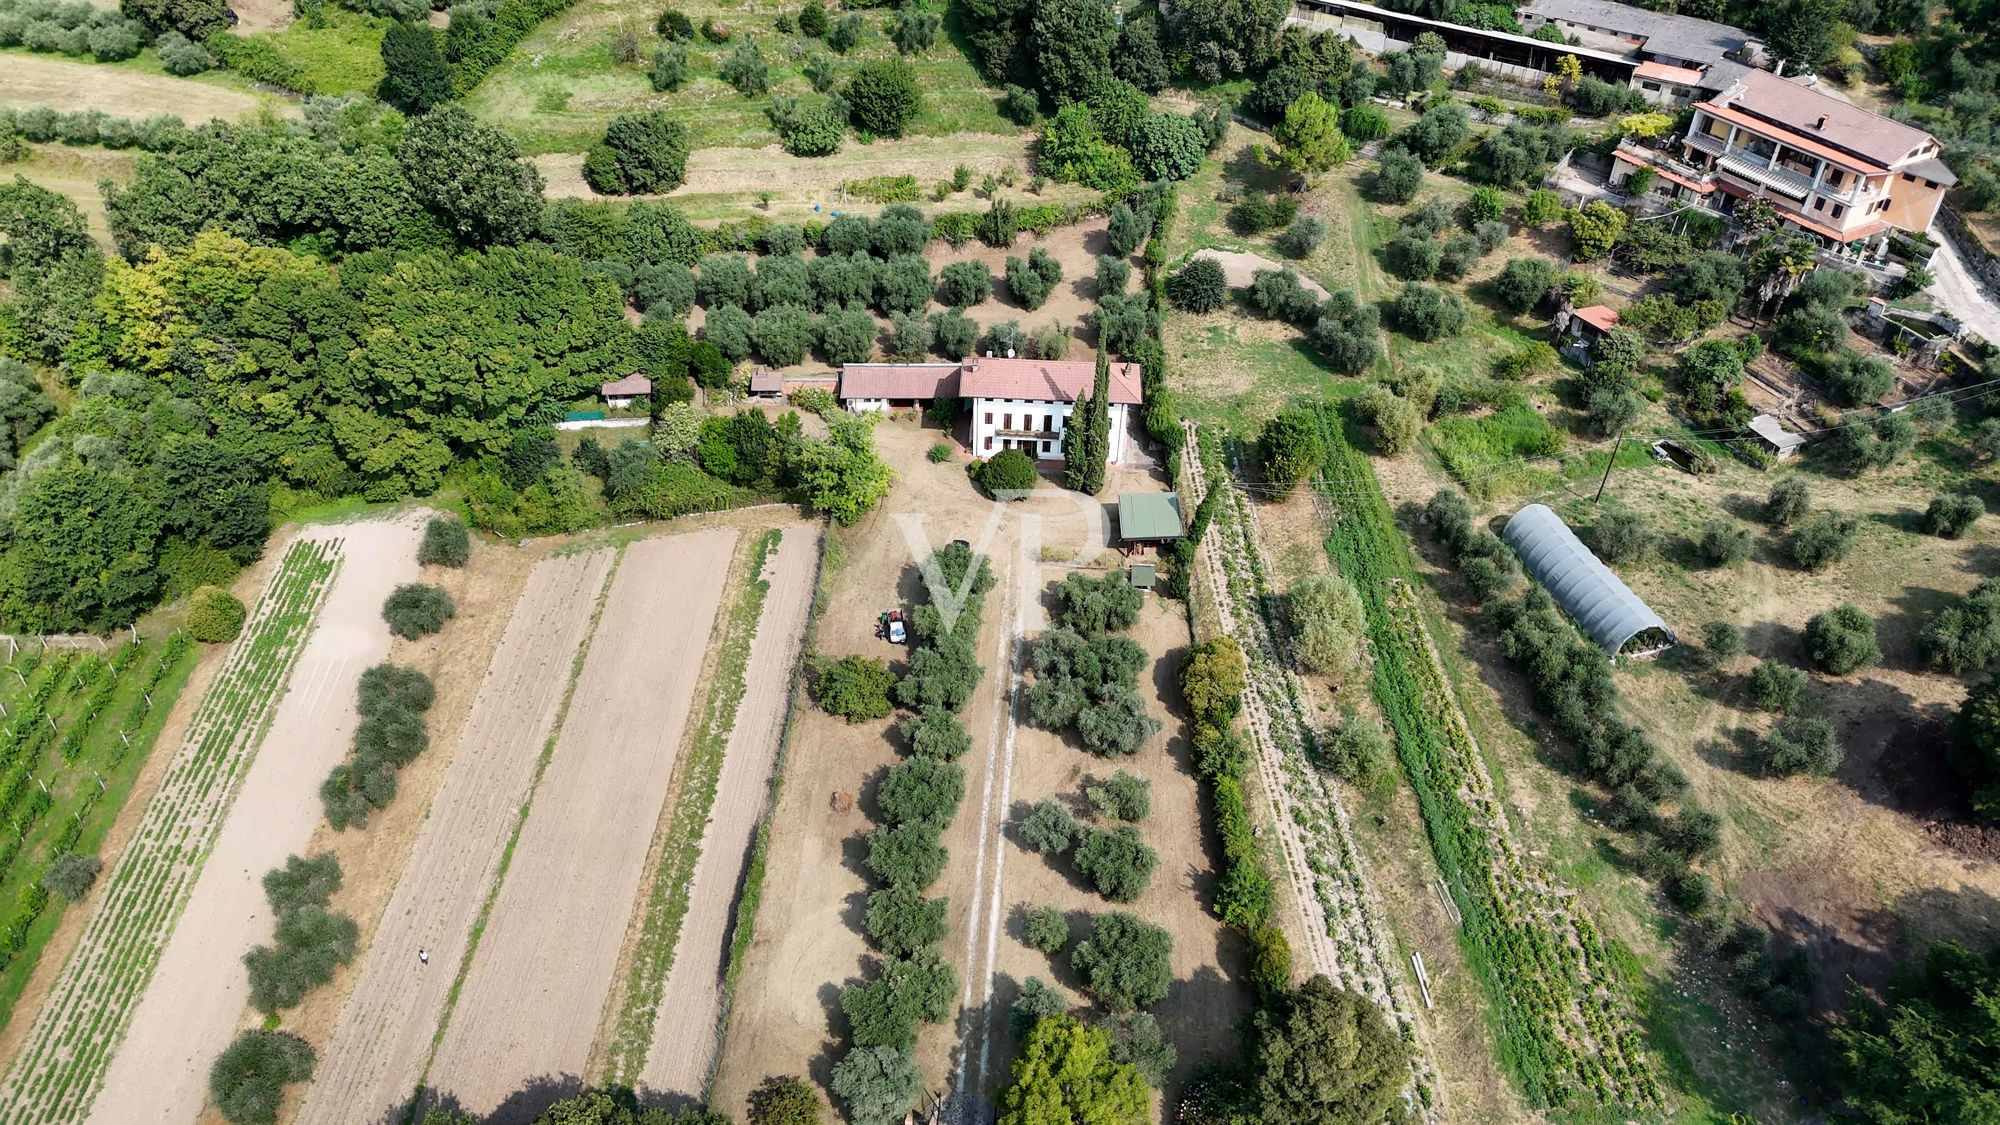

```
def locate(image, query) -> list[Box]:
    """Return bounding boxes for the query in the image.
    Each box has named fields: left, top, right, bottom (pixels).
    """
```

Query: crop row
left=1309, top=408, right=1657, bottom=1109
left=1181, top=423, right=1439, bottom=1113
left=0, top=538, right=343, bottom=1125
left=602, top=529, right=781, bottom=1087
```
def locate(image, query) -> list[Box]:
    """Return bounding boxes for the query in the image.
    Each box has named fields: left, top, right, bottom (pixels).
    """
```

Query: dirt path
left=293, top=549, right=618, bottom=1125
left=85, top=517, right=423, bottom=1125
left=0, top=55, right=285, bottom=121
left=1926, top=233, right=2000, bottom=345
left=637, top=525, right=821, bottom=1098
left=424, top=531, right=736, bottom=1121
left=535, top=135, right=1038, bottom=204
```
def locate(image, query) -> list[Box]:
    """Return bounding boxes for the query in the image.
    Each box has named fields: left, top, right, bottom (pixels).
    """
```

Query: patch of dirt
left=223, top=0, right=293, bottom=35
left=425, top=530, right=736, bottom=1121
left=1193, top=248, right=1329, bottom=299
left=91, top=514, right=427, bottom=1125
left=637, top=522, right=822, bottom=1097
left=292, top=547, right=617, bottom=1125
left=0, top=54, right=286, bottom=122
left=536, top=135, right=1039, bottom=207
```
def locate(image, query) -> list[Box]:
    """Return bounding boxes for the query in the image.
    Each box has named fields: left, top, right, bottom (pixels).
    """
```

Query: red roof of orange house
left=1695, top=99, right=1890, bottom=174
left=839, top=363, right=961, bottom=400
left=1635, top=60, right=1703, bottom=85
left=601, top=373, right=652, bottom=396
left=1719, top=70, right=1937, bottom=168
left=1573, top=305, right=1621, bottom=333
left=958, top=356, right=1143, bottom=406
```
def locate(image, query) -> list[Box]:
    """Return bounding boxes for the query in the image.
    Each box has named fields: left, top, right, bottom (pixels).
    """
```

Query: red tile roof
left=958, top=356, right=1143, bottom=406
left=839, top=363, right=960, bottom=400
left=1573, top=305, right=1621, bottom=333
left=1706, top=70, right=1938, bottom=170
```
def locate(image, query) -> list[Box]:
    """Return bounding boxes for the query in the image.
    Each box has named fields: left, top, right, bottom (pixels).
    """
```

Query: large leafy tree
left=1167, top=0, right=1288, bottom=80
left=0, top=464, right=161, bottom=633
left=379, top=21, right=454, bottom=113
left=1267, top=92, right=1350, bottom=178
left=793, top=412, right=892, bottom=525
left=1836, top=941, right=2000, bottom=1123
left=846, top=59, right=922, bottom=138
left=121, top=0, right=230, bottom=37
left=395, top=106, right=545, bottom=247
left=0, top=176, right=103, bottom=363
left=1250, top=974, right=1410, bottom=1125
left=996, top=1014, right=1149, bottom=1125
left=1030, top=0, right=1116, bottom=105
left=587, top=112, right=692, bottom=195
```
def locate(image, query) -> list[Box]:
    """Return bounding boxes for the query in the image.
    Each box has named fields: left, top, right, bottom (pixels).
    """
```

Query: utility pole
left=1594, top=431, right=1626, bottom=503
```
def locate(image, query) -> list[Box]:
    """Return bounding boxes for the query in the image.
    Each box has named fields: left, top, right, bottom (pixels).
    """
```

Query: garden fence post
left=1594, top=431, right=1626, bottom=503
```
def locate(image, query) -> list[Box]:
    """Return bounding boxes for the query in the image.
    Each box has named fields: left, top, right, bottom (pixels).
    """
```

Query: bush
left=1289, top=573, right=1366, bottom=679
left=1394, top=284, right=1466, bottom=340
left=1020, top=798, right=1080, bottom=854
left=1926, top=493, right=1985, bottom=539
left=1354, top=386, right=1421, bottom=455
left=1522, top=188, right=1563, bottom=225
left=1129, top=112, right=1207, bottom=181
left=1052, top=571, right=1141, bottom=635
left=588, top=111, right=690, bottom=194
left=1788, top=511, right=1858, bottom=571
left=846, top=59, right=921, bottom=138
left=817, top=655, right=895, bottom=721
left=1276, top=216, right=1326, bottom=258
left=418, top=516, right=470, bottom=567
left=841, top=949, right=955, bottom=1049
left=187, top=585, right=248, bottom=643
left=210, top=1031, right=315, bottom=1125
left=1824, top=351, right=1896, bottom=406
left=1070, top=825, right=1157, bottom=901
left=244, top=906, right=357, bottom=1014
left=1592, top=510, right=1653, bottom=563
left=1071, top=912, right=1172, bottom=1011
left=1763, top=714, right=1841, bottom=776
left=1492, top=257, right=1554, bottom=312
left=1087, top=770, right=1151, bottom=821
left=1765, top=478, right=1812, bottom=528
left=1095, top=254, right=1132, bottom=296
left=43, top=851, right=102, bottom=903
left=1696, top=520, right=1751, bottom=567
left=1370, top=149, right=1423, bottom=203
left=1704, top=620, right=1744, bottom=663
left=749, top=1076, right=823, bottom=1125
left=381, top=583, right=454, bottom=639
left=1325, top=712, right=1392, bottom=788
left=1024, top=904, right=1069, bottom=953
left=931, top=308, right=977, bottom=358
left=155, top=29, right=213, bottom=74
left=1002, top=84, right=1040, bottom=126
left=1010, top=976, right=1069, bottom=1037
left=1750, top=660, right=1808, bottom=713
left=875, top=757, right=965, bottom=829
left=1805, top=603, right=1880, bottom=675
left=1247, top=268, right=1320, bottom=325
left=939, top=261, right=991, bottom=308
left=1005, top=249, right=1063, bottom=310
left=866, top=822, right=948, bottom=887
left=864, top=885, right=948, bottom=954
left=1166, top=256, right=1227, bottom=313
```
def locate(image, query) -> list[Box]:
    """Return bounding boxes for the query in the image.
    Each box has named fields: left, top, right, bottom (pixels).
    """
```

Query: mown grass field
left=465, top=0, right=1019, bottom=155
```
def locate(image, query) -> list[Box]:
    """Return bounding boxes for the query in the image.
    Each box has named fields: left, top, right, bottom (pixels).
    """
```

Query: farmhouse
left=1519, top=0, right=1761, bottom=69
left=1557, top=304, right=1621, bottom=363
left=599, top=373, right=651, bottom=409
left=1292, top=0, right=1639, bottom=85
left=1502, top=504, right=1676, bottom=655
left=1613, top=68, right=1955, bottom=256
left=839, top=356, right=1143, bottom=463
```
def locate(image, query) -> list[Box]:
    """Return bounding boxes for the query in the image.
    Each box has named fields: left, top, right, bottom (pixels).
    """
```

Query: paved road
left=1926, top=231, right=2000, bottom=345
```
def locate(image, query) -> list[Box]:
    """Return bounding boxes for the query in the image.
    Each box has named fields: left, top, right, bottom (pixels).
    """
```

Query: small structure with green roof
left=1117, top=492, right=1184, bottom=556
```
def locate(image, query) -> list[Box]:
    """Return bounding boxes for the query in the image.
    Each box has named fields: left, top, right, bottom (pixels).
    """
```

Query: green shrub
left=419, top=516, right=470, bottom=566
left=898, top=705, right=970, bottom=760
left=1020, top=798, right=1080, bottom=854
left=210, top=1031, right=315, bottom=1125
left=1788, top=511, right=1858, bottom=571
left=1696, top=520, right=1751, bottom=567
left=865, top=822, right=947, bottom=888
left=938, top=261, right=991, bottom=307
left=1166, top=256, right=1227, bottom=312
left=1324, top=711, right=1392, bottom=788
left=874, top=757, right=965, bottom=829
left=1926, top=493, right=1985, bottom=539
left=1052, top=571, right=1141, bottom=635
left=840, top=949, right=956, bottom=1048
left=1764, top=478, right=1812, bottom=527
left=749, top=1075, right=824, bottom=1125
left=1248, top=924, right=1292, bottom=996
left=1086, top=770, right=1151, bottom=821
left=1805, top=603, right=1880, bottom=675
left=1024, top=904, right=1069, bottom=953
left=1009, top=976, right=1068, bottom=1037
left=382, top=583, right=455, bottom=639
left=244, top=906, right=358, bottom=1014
left=42, top=851, right=102, bottom=903
left=1703, top=620, right=1744, bottom=663
left=1071, top=912, right=1171, bottom=1011
left=864, top=885, right=948, bottom=954
left=1070, top=824, right=1157, bottom=902
left=1762, top=714, right=1841, bottom=776
left=1750, top=660, right=1808, bottom=712
left=816, top=655, right=895, bottom=721
left=976, top=448, right=1038, bottom=496
left=1288, top=572, right=1366, bottom=679
left=187, top=585, right=247, bottom=643
left=1394, top=283, right=1467, bottom=340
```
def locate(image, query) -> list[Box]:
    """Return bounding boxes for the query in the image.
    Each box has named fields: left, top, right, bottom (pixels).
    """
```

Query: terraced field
left=0, top=538, right=342, bottom=1124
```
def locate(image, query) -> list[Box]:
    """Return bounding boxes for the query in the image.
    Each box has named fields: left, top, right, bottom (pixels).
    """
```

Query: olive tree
left=1070, top=912, right=1172, bottom=1011
left=381, top=584, right=455, bottom=639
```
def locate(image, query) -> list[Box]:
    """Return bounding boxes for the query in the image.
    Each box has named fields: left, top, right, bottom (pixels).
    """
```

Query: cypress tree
left=1061, top=390, right=1090, bottom=492
left=1082, top=350, right=1111, bottom=494
left=379, top=21, right=453, bottom=113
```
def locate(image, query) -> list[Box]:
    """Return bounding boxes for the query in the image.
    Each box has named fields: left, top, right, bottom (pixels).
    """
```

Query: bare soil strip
left=0, top=54, right=284, bottom=121
left=294, top=549, right=618, bottom=1125
left=88, top=517, right=424, bottom=1125
left=636, top=525, right=821, bottom=1098
left=424, top=530, right=736, bottom=1119
left=0, top=535, right=343, bottom=1125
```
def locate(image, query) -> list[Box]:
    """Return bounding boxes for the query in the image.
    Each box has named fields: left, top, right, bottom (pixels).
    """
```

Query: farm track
left=0, top=538, right=342, bottom=1125
left=295, top=549, right=619, bottom=1125
left=634, top=525, right=821, bottom=1099
left=424, top=530, right=736, bottom=1119
left=90, top=518, right=424, bottom=1125
left=1182, top=423, right=1441, bottom=1116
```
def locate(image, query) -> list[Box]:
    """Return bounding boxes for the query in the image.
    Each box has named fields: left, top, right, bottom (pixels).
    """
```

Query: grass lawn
left=464, top=0, right=1020, bottom=155
left=246, top=8, right=389, bottom=97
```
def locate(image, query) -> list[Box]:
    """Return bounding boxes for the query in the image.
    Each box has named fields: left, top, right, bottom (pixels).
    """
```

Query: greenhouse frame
left=1502, top=503, right=1676, bottom=656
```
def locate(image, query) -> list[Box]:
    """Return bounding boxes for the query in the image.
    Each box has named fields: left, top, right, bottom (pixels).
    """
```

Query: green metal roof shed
left=1118, top=492, right=1184, bottom=543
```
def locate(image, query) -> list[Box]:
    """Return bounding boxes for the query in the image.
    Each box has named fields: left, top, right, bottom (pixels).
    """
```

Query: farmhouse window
left=1004, top=413, right=1013, bottom=429
left=1041, top=441, right=1053, bottom=454
left=983, top=412, right=993, bottom=424
left=1043, top=415, right=1054, bottom=432
left=984, top=436, right=993, bottom=450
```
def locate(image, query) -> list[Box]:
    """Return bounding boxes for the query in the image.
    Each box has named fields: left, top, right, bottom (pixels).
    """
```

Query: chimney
left=1815, top=114, right=1827, bottom=129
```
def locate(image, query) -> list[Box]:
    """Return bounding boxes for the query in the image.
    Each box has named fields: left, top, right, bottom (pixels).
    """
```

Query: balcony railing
left=1681, top=131, right=1880, bottom=204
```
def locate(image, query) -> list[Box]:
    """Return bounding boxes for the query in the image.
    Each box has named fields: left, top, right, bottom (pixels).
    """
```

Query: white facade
left=971, top=398, right=1130, bottom=463
left=846, top=398, right=892, bottom=413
